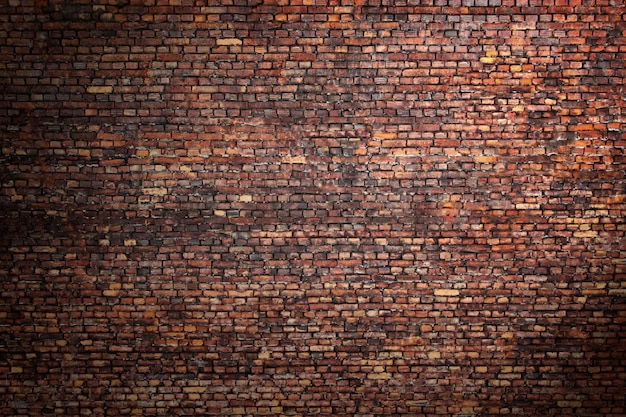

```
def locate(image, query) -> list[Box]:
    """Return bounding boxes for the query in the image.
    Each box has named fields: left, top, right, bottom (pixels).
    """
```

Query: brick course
left=1, top=1, right=625, bottom=416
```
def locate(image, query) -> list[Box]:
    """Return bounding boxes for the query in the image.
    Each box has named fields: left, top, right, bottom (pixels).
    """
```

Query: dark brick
left=0, top=2, right=625, bottom=417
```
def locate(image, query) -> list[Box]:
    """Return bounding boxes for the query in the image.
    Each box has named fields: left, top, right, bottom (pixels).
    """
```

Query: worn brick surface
left=1, top=1, right=625, bottom=416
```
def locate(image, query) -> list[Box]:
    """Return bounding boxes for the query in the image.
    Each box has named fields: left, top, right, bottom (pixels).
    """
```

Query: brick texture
left=1, top=1, right=625, bottom=416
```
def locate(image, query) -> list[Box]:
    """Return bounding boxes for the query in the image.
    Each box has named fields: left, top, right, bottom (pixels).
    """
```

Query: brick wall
left=1, top=1, right=625, bottom=416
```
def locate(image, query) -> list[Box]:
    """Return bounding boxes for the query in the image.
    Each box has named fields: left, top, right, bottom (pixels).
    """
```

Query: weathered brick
left=216, top=38, right=242, bottom=46
left=0, top=3, right=624, bottom=417
left=86, top=85, right=113, bottom=94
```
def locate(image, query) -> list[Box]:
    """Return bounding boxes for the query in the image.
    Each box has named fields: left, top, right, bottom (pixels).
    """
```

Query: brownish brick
left=0, top=3, right=624, bottom=417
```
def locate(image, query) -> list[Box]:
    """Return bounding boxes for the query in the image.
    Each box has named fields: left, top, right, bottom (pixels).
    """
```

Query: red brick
left=0, top=3, right=624, bottom=417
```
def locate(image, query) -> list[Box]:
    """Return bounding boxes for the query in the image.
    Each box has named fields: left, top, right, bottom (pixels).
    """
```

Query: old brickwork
left=1, top=0, right=625, bottom=416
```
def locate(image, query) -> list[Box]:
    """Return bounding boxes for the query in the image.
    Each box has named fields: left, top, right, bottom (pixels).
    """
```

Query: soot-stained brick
left=1, top=2, right=625, bottom=417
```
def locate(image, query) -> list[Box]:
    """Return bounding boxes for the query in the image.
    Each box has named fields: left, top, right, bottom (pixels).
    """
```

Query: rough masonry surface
left=1, top=0, right=625, bottom=416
